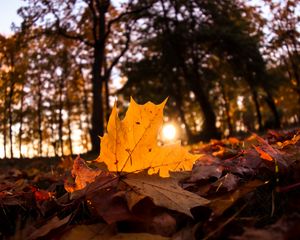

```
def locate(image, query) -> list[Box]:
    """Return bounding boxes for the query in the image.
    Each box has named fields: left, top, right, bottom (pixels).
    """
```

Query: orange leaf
left=253, top=145, right=273, bottom=161
left=65, top=156, right=101, bottom=192
left=96, top=98, right=200, bottom=177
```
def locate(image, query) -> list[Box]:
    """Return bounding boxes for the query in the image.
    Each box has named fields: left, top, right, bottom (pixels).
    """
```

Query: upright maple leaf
left=97, top=98, right=199, bottom=177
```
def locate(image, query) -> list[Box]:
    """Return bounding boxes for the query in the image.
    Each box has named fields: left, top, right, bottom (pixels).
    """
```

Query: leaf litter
left=1, top=99, right=300, bottom=239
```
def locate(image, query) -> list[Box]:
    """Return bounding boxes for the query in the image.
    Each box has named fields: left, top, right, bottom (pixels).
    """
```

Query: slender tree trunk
left=250, top=87, right=263, bottom=131
left=58, top=76, right=64, bottom=156
left=66, top=99, right=73, bottom=155
left=285, top=43, right=300, bottom=107
left=37, top=77, right=43, bottom=156
left=19, top=86, right=25, bottom=158
left=79, top=66, right=91, bottom=128
left=50, top=109, right=58, bottom=157
left=91, top=45, right=105, bottom=153
left=78, top=65, right=92, bottom=151
left=263, top=87, right=281, bottom=128
left=67, top=116, right=73, bottom=155
left=3, top=81, right=8, bottom=159
left=2, top=127, right=7, bottom=159
left=79, top=116, right=89, bottom=152
left=190, top=79, right=220, bottom=140
left=220, top=80, right=233, bottom=135
left=104, top=75, right=110, bottom=123
left=190, top=53, right=220, bottom=140
left=8, top=72, right=15, bottom=158
left=171, top=78, right=194, bottom=140
left=103, top=55, right=110, bottom=123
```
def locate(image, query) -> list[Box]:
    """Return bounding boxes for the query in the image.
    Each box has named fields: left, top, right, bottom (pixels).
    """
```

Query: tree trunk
left=90, top=2, right=108, bottom=153
left=58, top=76, right=64, bottom=156
left=3, top=81, right=8, bottom=159
left=263, top=87, right=281, bottom=128
left=19, top=86, right=25, bottom=158
left=220, top=80, right=233, bottom=135
left=50, top=108, right=58, bottom=157
left=191, top=80, right=220, bottom=140
left=171, top=78, right=194, bottom=140
left=67, top=116, right=73, bottom=156
left=250, top=87, right=263, bottom=131
left=66, top=98, right=73, bottom=155
left=90, top=45, right=105, bottom=153
left=104, top=74, right=110, bottom=123
left=285, top=43, right=300, bottom=107
left=8, top=72, right=15, bottom=158
left=160, top=0, right=219, bottom=142
left=37, top=77, right=43, bottom=156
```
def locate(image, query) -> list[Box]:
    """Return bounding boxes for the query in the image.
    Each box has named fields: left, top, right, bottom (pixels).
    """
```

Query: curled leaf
left=65, top=156, right=101, bottom=192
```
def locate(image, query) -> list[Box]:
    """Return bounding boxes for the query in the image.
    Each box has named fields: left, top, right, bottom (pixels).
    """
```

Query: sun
left=162, top=123, right=177, bottom=141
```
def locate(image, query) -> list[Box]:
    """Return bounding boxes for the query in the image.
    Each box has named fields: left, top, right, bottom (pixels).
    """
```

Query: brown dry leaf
left=191, top=162, right=223, bottom=181
left=254, top=134, right=287, bottom=167
left=212, top=173, right=240, bottom=191
left=110, top=233, right=170, bottom=240
left=233, top=214, right=300, bottom=240
left=96, top=98, right=200, bottom=177
left=69, top=171, right=117, bottom=200
left=65, top=156, right=101, bottom=192
left=60, top=223, right=116, bottom=240
left=88, top=188, right=137, bottom=224
left=124, top=172, right=209, bottom=217
left=209, top=179, right=266, bottom=216
left=125, top=190, right=147, bottom=210
left=278, top=132, right=300, bottom=149
left=28, top=215, right=71, bottom=240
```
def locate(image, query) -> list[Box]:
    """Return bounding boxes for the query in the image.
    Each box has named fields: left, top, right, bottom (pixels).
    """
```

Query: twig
left=202, top=202, right=248, bottom=240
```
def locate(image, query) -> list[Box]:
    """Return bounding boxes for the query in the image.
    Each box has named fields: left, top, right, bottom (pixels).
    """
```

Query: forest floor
left=1, top=129, right=300, bottom=240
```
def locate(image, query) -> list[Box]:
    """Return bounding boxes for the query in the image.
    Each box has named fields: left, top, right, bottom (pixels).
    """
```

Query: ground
left=1, top=129, right=300, bottom=239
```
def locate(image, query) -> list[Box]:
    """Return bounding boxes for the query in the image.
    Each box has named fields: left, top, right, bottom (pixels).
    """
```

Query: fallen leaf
left=149, top=212, right=177, bottom=236
left=97, top=98, right=199, bottom=177
left=34, top=189, right=54, bottom=202
left=212, top=173, right=240, bottom=191
left=191, top=162, right=223, bottom=181
left=110, top=233, right=170, bottom=240
left=60, top=223, right=116, bottom=240
left=59, top=156, right=74, bottom=170
left=253, top=145, right=273, bottom=161
left=209, top=179, right=266, bottom=216
left=125, top=190, right=147, bottom=211
left=234, top=213, right=300, bottom=240
left=278, top=131, right=300, bottom=149
left=87, top=188, right=137, bottom=224
left=227, top=137, right=240, bottom=145
left=69, top=171, right=117, bottom=200
left=65, top=156, right=101, bottom=192
left=254, top=134, right=287, bottom=167
left=212, top=145, right=238, bottom=159
left=28, top=215, right=71, bottom=240
left=123, top=172, right=209, bottom=217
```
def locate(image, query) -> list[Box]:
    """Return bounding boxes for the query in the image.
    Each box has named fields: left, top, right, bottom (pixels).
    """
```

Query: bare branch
left=105, top=1, right=153, bottom=40
left=88, top=0, right=99, bottom=41
left=104, top=23, right=133, bottom=79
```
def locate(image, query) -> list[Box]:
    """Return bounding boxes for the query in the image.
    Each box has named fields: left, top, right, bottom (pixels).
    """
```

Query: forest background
left=0, top=0, right=299, bottom=159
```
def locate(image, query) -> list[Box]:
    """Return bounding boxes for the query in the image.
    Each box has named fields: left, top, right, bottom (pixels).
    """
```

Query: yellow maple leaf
left=96, top=98, right=200, bottom=177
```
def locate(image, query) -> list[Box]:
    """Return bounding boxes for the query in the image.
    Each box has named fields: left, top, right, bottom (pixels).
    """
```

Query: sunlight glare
left=162, top=124, right=177, bottom=141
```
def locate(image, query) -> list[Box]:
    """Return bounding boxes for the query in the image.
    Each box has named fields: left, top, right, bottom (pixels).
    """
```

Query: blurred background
left=0, top=0, right=299, bottom=158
